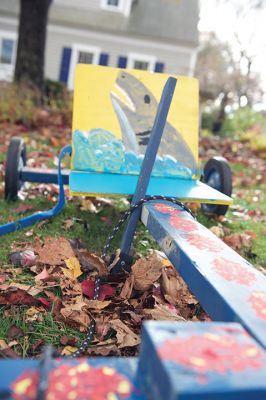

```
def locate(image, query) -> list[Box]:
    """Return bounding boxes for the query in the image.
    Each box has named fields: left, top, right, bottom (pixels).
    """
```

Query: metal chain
left=71, top=196, right=194, bottom=357
left=101, top=195, right=195, bottom=259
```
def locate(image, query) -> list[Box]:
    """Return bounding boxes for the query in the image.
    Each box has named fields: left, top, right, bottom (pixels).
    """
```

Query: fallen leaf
left=85, top=299, right=112, bottom=310
left=223, top=232, right=254, bottom=252
left=0, top=289, right=43, bottom=306
left=143, top=303, right=186, bottom=321
left=120, top=274, right=134, bottom=299
left=35, top=267, right=49, bottom=282
left=80, top=199, right=98, bottom=213
left=25, top=306, right=46, bottom=323
left=209, top=226, right=225, bottom=238
left=160, top=268, right=183, bottom=306
left=111, top=319, right=140, bottom=348
left=132, top=252, right=164, bottom=291
left=62, top=257, right=82, bottom=279
left=82, top=280, right=115, bottom=301
left=59, top=336, right=79, bottom=346
left=35, top=237, right=75, bottom=265
left=61, top=346, right=78, bottom=355
left=63, top=219, right=75, bottom=230
left=7, top=325, right=24, bottom=340
left=0, top=283, right=42, bottom=297
left=77, top=249, right=108, bottom=276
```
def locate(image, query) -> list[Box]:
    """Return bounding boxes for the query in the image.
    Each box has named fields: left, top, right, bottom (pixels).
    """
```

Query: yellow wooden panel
left=72, top=64, right=199, bottom=178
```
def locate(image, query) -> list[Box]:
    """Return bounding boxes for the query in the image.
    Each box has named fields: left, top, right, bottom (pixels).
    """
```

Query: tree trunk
left=213, top=92, right=229, bottom=134
left=14, top=0, right=52, bottom=91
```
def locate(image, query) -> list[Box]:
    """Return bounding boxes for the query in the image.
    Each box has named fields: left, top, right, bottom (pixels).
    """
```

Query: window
left=0, top=39, right=14, bottom=64
left=0, top=32, right=17, bottom=81
left=107, top=0, right=119, bottom=5
left=68, top=44, right=101, bottom=89
left=101, top=0, right=132, bottom=16
left=127, top=53, right=156, bottom=72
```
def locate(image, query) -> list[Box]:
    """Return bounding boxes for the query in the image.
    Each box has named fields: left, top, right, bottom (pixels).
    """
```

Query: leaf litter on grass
left=0, top=236, right=208, bottom=358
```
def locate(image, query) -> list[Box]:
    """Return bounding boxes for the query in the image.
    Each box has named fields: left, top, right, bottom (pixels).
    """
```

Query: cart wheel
left=201, top=156, right=232, bottom=216
left=5, top=137, right=27, bottom=200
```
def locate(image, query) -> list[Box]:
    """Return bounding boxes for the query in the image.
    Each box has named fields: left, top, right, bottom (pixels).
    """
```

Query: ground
left=0, top=107, right=265, bottom=358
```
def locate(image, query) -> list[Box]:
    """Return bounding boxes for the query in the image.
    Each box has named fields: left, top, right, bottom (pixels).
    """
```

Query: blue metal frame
left=120, top=77, right=177, bottom=255
left=0, top=146, right=71, bottom=236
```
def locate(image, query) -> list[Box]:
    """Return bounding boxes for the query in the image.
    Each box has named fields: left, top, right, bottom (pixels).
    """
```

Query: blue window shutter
left=59, top=47, right=72, bottom=83
left=99, top=53, right=109, bottom=66
left=154, top=62, right=165, bottom=73
left=118, top=56, right=127, bottom=68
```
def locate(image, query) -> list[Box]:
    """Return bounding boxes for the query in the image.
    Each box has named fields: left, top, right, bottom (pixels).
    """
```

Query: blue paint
left=0, top=146, right=71, bottom=236
left=99, top=52, right=109, bottom=66
left=0, top=358, right=144, bottom=400
left=21, top=167, right=70, bottom=184
left=59, top=47, right=72, bottom=83
left=138, top=322, right=266, bottom=400
left=141, top=201, right=266, bottom=350
left=72, top=129, right=193, bottom=178
left=117, top=56, right=128, bottom=68
left=120, top=77, right=177, bottom=255
left=154, top=62, right=165, bottom=73
left=69, top=170, right=232, bottom=203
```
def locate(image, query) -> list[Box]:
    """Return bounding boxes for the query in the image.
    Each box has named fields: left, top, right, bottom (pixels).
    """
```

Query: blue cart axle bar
left=20, top=167, right=70, bottom=185
left=0, top=146, right=71, bottom=236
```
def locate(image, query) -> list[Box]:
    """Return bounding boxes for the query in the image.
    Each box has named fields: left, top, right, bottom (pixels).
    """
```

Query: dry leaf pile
left=0, top=237, right=209, bottom=358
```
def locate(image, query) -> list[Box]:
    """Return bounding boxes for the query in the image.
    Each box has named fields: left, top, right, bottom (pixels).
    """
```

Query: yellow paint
left=117, top=380, right=131, bottom=394
left=107, top=393, right=118, bottom=400
left=72, top=64, right=199, bottom=164
left=102, top=367, right=115, bottom=376
left=14, top=378, right=32, bottom=394
left=68, top=391, right=78, bottom=399
left=244, top=347, right=259, bottom=357
left=55, top=383, right=65, bottom=392
left=76, top=362, right=90, bottom=372
left=189, top=357, right=206, bottom=366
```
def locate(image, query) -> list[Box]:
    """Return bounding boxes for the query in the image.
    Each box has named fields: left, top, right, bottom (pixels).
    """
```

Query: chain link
left=71, top=196, right=194, bottom=357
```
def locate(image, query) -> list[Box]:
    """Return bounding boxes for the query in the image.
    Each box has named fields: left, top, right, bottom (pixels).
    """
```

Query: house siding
left=0, top=0, right=199, bottom=85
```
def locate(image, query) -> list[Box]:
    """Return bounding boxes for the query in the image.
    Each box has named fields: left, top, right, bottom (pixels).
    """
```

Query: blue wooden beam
left=120, top=77, right=177, bottom=257
left=21, top=167, right=70, bottom=184
left=138, top=321, right=266, bottom=400
left=141, top=201, right=266, bottom=349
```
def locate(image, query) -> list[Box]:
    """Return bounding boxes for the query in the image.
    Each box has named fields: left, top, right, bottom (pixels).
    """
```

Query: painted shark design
left=110, top=71, right=197, bottom=172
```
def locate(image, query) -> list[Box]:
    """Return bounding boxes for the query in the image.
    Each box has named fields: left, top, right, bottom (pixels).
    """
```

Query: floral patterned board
left=139, top=321, right=266, bottom=400
left=141, top=201, right=266, bottom=349
left=0, top=358, right=145, bottom=400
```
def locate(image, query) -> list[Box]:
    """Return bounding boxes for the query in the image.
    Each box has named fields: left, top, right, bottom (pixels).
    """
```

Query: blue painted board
left=138, top=321, right=266, bottom=400
left=69, top=171, right=232, bottom=204
left=0, top=357, right=145, bottom=399
left=141, top=201, right=266, bottom=349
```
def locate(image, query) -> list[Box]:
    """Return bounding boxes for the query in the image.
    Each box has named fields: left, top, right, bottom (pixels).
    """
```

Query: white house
left=0, top=0, right=199, bottom=88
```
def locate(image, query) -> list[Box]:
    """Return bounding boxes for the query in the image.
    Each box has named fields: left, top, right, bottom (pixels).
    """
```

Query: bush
left=220, top=107, right=263, bottom=137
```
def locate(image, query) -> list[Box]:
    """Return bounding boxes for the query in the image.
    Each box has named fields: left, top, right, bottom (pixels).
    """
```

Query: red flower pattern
left=186, top=233, right=224, bottom=253
left=249, top=291, right=266, bottom=320
left=169, top=214, right=197, bottom=232
left=154, top=203, right=181, bottom=215
left=11, top=362, right=132, bottom=400
left=158, top=333, right=263, bottom=377
left=212, top=257, right=256, bottom=286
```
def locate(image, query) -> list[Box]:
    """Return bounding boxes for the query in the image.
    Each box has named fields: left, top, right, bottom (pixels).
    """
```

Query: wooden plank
left=69, top=171, right=232, bottom=204
left=138, top=321, right=266, bottom=400
left=141, top=201, right=266, bottom=349
left=0, top=357, right=145, bottom=399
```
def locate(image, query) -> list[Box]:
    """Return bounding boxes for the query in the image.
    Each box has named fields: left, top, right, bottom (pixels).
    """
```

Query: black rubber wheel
left=201, top=156, right=232, bottom=216
left=5, top=137, right=27, bottom=201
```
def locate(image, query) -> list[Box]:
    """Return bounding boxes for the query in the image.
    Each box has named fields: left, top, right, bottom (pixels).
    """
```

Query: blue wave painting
left=72, top=129, right=194, bottom=178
